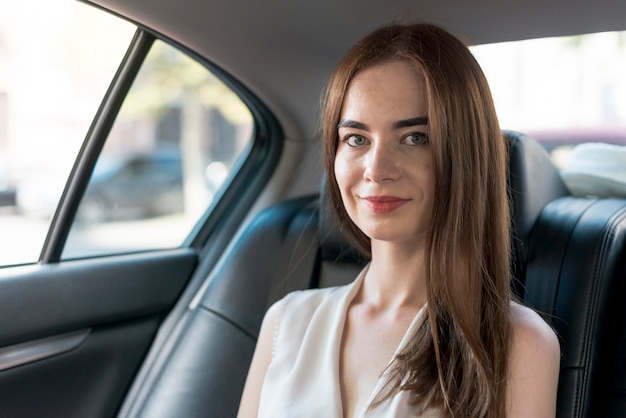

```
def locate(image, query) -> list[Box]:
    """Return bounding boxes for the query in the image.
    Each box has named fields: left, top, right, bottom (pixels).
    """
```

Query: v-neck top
left=257, top=266, right=442, bottom=418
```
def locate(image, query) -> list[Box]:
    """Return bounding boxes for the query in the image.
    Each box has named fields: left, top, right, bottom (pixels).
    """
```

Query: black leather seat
left=506, top=132, right=626, bottom=417
left=526, top=196, right=626, bottom=417
left=123, top=131, right=626, bottom=418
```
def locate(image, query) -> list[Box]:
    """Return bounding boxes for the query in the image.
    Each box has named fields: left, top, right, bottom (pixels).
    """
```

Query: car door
left=0, top=3, right=281, bottom=417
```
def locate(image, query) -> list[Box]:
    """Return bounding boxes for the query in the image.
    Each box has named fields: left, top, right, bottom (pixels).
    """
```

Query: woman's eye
left=403, top=132, right=428, bottom=146
left=345, top=134, right=368, bottom=147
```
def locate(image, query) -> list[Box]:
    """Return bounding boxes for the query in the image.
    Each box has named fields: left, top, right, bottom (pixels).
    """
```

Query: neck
left=362, top=239, right=428, bottom=310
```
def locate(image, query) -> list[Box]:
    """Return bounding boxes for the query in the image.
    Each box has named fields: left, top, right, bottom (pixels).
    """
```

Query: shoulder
left=238, top=284, right=354, bottom=417
left=254, top=288, right=330, bottom=346
left=258, top=283, right=353, bottom=331
left=280, top=285, right=343, bottom=310
left=271, top=285, right=348, bottom=332
left=506, top=302, right=561, bottom=417
left=509, top=302, right=560, bottom=359
left=264, top=285, right=349, bottom=334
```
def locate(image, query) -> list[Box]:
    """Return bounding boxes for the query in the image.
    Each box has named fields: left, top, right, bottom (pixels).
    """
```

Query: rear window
left=471, top=31, right=626, bottom=170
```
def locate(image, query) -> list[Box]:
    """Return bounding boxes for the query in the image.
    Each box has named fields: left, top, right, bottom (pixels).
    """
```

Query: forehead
left=340, top=60, right=428, bottom=120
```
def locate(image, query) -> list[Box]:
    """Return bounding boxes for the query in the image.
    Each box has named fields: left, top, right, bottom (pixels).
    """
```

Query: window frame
left=41, top=27, right=283, bottom=263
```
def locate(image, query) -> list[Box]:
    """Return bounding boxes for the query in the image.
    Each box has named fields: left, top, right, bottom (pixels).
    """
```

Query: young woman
left=238, top=23, right=560, bottom=417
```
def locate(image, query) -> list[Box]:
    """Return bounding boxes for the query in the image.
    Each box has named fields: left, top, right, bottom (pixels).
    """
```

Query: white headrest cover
left=561, top=142, right=626, bottom=197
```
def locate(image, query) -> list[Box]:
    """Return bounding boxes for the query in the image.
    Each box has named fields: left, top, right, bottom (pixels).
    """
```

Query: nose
left=363, top=142, right=401, bottom=183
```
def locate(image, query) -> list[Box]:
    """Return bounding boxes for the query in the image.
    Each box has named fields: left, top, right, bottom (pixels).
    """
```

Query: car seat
left=122, top=131, right=626, bottom=418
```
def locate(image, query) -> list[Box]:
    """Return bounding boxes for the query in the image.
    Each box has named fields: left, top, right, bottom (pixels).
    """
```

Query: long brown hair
left=321, top=23, right=511, bottom=417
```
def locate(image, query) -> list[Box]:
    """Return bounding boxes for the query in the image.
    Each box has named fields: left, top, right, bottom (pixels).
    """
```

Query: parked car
left=0, top=1, right=624, bottom=417
left=76, top=153, right=184, bottom=222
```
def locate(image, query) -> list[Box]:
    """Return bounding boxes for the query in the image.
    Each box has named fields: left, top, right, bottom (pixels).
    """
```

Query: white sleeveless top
left=257, top=266, right=442, bottom=417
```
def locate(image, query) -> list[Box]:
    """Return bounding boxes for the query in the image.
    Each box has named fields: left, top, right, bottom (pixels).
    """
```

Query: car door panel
left=0, top=3, right=282, bottom=415
left=0, top=318, right=159, bottom=418
left=0, top=249, right=197, bottom=416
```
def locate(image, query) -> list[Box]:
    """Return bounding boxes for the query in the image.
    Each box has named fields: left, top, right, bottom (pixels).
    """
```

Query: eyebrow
left=393, top=117, right=428, bottom=129
left=337, top=116, right=428, bottom=131
left=337, top=120, right=369, bottom=130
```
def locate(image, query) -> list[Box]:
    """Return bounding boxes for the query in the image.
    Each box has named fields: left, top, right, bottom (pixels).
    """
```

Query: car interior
left=0, top=0, right=625, bottom=417
left=114, top=130, right=626, bottom=417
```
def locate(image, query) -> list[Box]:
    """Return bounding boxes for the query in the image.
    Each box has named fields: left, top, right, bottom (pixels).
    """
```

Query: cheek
left=334, top=154, right=360, bottom=224
left=333, top=152, right=350, bottom=194
left=333, top=153, right=360, bottom=218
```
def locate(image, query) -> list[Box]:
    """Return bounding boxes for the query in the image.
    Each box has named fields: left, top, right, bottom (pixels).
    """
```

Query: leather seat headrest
left=506, top=130, right=570, bottom=287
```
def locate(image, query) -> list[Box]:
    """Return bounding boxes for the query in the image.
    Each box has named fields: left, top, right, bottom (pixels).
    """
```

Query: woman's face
left=334, top=60, right=435, bottom=249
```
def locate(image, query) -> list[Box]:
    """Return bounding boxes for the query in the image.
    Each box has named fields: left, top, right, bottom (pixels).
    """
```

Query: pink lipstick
left=362, top=196, right=409, bottom=214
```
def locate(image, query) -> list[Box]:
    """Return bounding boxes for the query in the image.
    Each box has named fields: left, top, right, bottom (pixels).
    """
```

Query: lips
left=362, top=195, right=410, bottom=214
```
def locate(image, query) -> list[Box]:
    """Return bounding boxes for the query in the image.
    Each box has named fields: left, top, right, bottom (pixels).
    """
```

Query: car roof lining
left=86, top=0, right=626, bottom=139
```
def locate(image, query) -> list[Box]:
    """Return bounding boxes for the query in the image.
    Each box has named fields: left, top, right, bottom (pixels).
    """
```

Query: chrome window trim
left=0, top=329, right=91, bottom=371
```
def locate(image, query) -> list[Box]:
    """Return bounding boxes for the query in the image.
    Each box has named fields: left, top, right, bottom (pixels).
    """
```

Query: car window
left=62, top=40, right=254, bottom=259
left=471, top=31, right=626, bottom=169
left=0, top=1, right=135, bottom=266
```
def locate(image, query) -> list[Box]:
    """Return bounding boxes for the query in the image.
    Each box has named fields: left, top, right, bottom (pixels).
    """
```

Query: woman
left=238, top=23, right=560, bottom=417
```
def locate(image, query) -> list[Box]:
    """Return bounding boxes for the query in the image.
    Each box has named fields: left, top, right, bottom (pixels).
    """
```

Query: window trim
left=41, top=29, right=154, bottom=263
left=42, top=26, right=283, bottom=264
